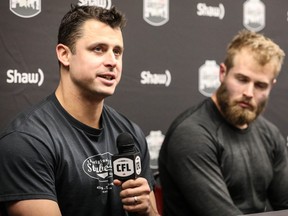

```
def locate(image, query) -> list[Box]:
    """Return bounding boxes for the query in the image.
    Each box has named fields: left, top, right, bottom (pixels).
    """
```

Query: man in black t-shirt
left=159, top=30, right=288, bottom=216
left=0, top=5, right=160, bottom=216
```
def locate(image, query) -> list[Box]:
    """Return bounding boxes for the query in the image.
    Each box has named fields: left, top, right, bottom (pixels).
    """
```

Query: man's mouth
left=100, top=75, right=114, bottom=80
left=98, top=74, right=115, bottom=81
left=238, top=101, right=254, bottom=110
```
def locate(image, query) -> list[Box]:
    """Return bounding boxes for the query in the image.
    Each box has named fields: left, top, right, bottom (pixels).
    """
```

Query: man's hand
left=113, top=177, right=160, bottom=216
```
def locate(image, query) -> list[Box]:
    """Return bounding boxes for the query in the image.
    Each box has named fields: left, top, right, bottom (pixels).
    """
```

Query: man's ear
left=219, top=63, right=227, bottom=82
left=56, top=44, right=71, bottom=67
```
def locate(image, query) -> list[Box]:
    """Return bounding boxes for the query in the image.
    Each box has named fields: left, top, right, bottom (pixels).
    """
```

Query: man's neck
left=55, top=86, right=103, bottom=129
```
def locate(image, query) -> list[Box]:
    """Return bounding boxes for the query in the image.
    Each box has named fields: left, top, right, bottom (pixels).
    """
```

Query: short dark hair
left=57, top=5, right=127, bottom=53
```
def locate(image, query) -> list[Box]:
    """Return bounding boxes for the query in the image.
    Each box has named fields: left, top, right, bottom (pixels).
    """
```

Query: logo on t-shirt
left=82, top=152, right=113, bottom=182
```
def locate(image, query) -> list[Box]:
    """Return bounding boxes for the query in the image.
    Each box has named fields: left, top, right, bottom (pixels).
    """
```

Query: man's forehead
left=79, top=19, right=123, bottom=46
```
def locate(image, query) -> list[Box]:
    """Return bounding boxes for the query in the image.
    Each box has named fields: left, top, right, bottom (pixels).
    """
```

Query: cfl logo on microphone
left=112, top=155, right=142, bottom=181
left=114, top=158, right=134, bottom=176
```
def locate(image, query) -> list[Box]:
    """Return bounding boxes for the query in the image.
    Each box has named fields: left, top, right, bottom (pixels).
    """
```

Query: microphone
left=112, top=132, right=142, bottom=181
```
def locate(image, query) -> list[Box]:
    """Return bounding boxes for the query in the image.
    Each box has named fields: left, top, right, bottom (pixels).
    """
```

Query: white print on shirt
left=82, top=152, right=113, bottom=182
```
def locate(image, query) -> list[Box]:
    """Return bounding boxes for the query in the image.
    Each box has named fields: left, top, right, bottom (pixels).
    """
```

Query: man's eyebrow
left=234, top=73, right=248, bottom=78
left=114, top=45, right=124, bottom=50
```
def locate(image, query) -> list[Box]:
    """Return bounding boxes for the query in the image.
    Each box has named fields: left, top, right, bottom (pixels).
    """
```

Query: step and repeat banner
left=1, top=0, right=288, bottom=172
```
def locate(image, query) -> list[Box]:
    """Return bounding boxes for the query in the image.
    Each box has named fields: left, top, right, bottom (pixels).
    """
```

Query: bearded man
left=158, top=30, right=288, bottom=216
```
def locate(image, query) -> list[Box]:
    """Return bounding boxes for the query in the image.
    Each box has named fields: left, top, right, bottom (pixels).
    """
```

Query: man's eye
left=114, top=48, right=122, bottom=56
left=255, top=83, right=268, bottom=90
left=94, top=47, right=103, bottom=52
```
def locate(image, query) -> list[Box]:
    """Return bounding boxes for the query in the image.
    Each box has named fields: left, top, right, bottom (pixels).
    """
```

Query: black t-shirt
left=0, top=93, right=154, bottom=216
left=159, top=98, right=288, bottom=216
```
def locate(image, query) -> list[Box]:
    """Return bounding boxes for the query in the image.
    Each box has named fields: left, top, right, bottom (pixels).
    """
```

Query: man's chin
left=100, top=90, right=115, bottom=98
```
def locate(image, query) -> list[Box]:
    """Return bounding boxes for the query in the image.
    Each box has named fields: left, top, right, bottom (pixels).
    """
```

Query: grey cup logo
left=143, top=0, right=169, bottom=26
left=10, top=0, right=41, bottom=18
left=135, top=156, right=141, bottom=175
left=82, top=153, right=113, bottom=182
left=146, top=130, right=165, bottom=169
left=198, top=60, right=220, bottom=97
left=243, top=0, right=265, bottom=32
left=78, top=0, right=112, bottom=9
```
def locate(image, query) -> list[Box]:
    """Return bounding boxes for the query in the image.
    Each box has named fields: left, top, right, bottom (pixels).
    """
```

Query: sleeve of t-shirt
left=267, top=130, right=288, bottom=210
left=164, top=123, right=242, bottom=216
left=0, top=131, right=57, bottom=202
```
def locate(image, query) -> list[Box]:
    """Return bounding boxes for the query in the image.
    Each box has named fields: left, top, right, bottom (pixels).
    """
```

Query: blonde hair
left=224, top=29, right=285, bottom=78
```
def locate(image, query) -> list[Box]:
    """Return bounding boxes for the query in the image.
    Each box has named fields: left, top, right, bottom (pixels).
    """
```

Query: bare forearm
left=5, top=200, right=62, bottom=216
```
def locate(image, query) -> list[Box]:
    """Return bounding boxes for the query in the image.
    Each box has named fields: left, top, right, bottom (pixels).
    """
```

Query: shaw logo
left=140, top=70, right=171, bottom=87
left=143, top=0, right=169, bottom=26
left=78, top=0, right=112, bottom=9
left=198, top=60, right=220, bottom=97
left=6, top=68, right=44, bottom=86
left=243, top=0, right=265, bottom=32
left=197, top=3, right=225, bottom=20
left=10, top=0, right=41, bottom=18
left=82, top=153, right=112, bottom=182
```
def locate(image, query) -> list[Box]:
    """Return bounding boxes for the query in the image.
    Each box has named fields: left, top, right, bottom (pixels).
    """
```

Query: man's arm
left=161, top=125, right=242, bottom=216
left=267, top=133, right=288, bottom=210
left=5, top=200, right=62, bottom=216
left=0, top=133, right=59, bottom=216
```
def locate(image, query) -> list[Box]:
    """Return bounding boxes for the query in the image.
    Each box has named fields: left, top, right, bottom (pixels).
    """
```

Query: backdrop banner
left=1, top=0, right=288, bottom=171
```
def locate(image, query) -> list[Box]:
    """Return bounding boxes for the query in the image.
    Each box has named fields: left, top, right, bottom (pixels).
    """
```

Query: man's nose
left=243, top=83, right=254, bottom=98
left=104, top=51, right=117, bottom=68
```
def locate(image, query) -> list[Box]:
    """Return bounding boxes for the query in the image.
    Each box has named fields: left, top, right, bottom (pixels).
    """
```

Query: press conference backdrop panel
left=1, top=0, right=288, bottom=171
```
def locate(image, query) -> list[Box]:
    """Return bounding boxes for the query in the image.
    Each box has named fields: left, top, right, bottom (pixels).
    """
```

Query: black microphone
left=112, top=132, right=142, bottom=181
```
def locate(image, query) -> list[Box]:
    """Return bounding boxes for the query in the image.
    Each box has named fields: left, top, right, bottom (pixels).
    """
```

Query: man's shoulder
left=1, top=94, right=56, bottom=137
left=253, top=115, right=282, bottom=137
left=103, top=104, right=130, bottom=122
left=169, top=98, right=217, bottom=130
left=102, top=104, right=142, bottom=133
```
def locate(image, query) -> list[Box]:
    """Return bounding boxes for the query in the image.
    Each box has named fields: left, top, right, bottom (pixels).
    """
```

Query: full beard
left=216, top=83, right=267, bottom=126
